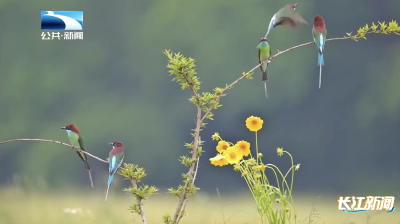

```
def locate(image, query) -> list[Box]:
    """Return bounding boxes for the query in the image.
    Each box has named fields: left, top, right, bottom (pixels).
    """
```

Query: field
left=1, top=187, right=399, bottom=224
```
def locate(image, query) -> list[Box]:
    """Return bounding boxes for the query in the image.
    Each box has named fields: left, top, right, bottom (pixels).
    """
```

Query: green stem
left=240, top=165, right=256, bottom=199
left=255, top=132, right=259, bottom=164
left=285, top=151, right=296, bottom=220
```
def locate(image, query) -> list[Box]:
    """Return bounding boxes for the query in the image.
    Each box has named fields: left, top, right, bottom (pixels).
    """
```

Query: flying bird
left=105, top=141, right=125, bottom=201
left=265, top=3, right=308, bottom=38
left=61, top=124, right=94, bottom=188
left=257, top=37, right=271, bottom=98
left=312, top=15, right=327, bottom=88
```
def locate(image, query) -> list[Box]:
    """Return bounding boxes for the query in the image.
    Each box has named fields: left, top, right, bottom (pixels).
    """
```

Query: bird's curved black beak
left=60, top=127, right=66, bottom=130
left=294, top=3, right=298, bottom=9
left=108, top=142, right=113, bottom=145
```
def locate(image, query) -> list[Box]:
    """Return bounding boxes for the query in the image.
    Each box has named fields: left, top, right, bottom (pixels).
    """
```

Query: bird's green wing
left=269, top=46, right=272, bottom=58
left=78, top=135, right=86, bottom=151
left=77, top=135, right=88, bottom=160
left=312, top=28, right=318, bottom=42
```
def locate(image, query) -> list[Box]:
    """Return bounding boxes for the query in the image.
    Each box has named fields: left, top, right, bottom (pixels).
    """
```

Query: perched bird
left=312, top=15, right=327, bottom=88
left=105, top=141, right=125, bottom=201
left=265, top=3, right=308, bottom=38
left=257, top=37, right=271, bottom=98
left=61, top=124, right=94, bottom=188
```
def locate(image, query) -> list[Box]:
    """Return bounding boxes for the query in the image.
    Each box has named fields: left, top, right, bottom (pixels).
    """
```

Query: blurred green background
left=0, top=0, right=399, bottom=223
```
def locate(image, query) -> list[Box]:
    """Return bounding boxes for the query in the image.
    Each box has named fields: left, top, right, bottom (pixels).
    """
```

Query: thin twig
left=201, top=34, right=364, bottom=122
left=0, top=138, right=108, bottom=163
left=131, top=179, right=147, bottom=224
left=270, top=36, right=355, bottom=60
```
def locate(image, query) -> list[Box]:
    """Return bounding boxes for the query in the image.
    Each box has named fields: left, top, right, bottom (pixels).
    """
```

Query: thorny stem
left=172, top=70, right=203, bottom=223
left=131, top=179, right=147, bottom=224
left=0, top=138, right=108, bottom=163
left=176, top=154, right=200, bottom=223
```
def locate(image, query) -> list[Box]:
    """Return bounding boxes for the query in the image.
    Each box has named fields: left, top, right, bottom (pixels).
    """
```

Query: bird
left=265, top=3, right=308, bottom=38
left=105, top=141, right=125, bottom=201
left=61, top=124, right=94, bottom=188
left=257, top=37, right=271, bottom=98
left=312, top=15, right=327, bottom=88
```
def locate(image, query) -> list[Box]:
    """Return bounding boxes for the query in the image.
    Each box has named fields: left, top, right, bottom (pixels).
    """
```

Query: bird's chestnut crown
left=109, top=141, right=123, bottom=148
left=313, top=15, right=325, bottom=28
left=61, top=124, right=81, bottom=135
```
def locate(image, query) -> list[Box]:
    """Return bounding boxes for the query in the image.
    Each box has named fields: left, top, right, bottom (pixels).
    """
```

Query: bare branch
left=0, top=138, right=108, bottom=163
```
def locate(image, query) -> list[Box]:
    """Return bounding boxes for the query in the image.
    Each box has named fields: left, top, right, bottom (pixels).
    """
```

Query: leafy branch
left=119, top=163, right=159, bottom=224
left=162, top=20, right=399, bottom=224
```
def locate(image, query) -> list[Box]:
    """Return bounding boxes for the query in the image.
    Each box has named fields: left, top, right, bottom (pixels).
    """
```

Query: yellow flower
left=277, top=147, right=284, bottom=156
left=295, top=164, right=301, bottom=171
left=245, top=116, right=264, bottom=132
left=211, top=132, right=220, bottom=141
left=223, top=147, right=243, bottom=164
left=235, top=140, right=251, bottom=157
left=216, top=140, right=229, bottom=153
left=209, top=154, right=228, bottom=167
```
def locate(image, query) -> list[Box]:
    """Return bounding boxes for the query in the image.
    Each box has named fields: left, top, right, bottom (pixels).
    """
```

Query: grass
left=1, top=187, right=399, bottom=224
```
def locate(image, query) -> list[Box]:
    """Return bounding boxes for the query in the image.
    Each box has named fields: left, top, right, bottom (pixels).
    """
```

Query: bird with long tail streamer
left=61, top=124, right=94, bottom=188
left=257, top=37, right=271, bottom=98
left=105, top=141, right=124, bottom=201
left=312, top=15, right=327, bottom=88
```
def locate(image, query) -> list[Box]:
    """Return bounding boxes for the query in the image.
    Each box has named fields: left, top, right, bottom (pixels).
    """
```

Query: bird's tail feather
left=319, top=65, right=322, bottom=89
left=318, top=52, right=324, bottom=66
left=105, top=185, right=110, bottom=201
left=318, top=52, right=324, bottom=88
left=262, top=71, right=268, bottom=82
left=263, top=81, right=268, bottom=99
left=262, top=71, right=268, bottom=99
left=108, top=172, right=115, bottom=187
left=105, top=173, right=115, bottom=201
left=83, top=159, right=90, bottom=170
left=87, top=170, right=94, bottom=188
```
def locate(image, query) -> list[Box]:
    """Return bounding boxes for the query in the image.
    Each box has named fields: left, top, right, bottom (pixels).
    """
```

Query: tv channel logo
left=41, top=11, right=83, bottom=30
left=338, top=196, right=396, bottom=213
